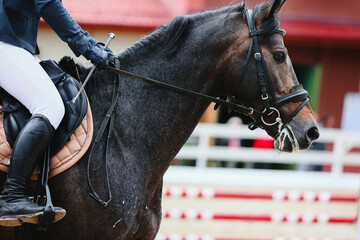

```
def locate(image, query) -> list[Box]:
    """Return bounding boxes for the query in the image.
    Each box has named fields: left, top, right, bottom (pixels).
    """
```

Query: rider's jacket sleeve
left=0, top=0, right=97, bottom=56
left=34, top=0, right=97, bottom=56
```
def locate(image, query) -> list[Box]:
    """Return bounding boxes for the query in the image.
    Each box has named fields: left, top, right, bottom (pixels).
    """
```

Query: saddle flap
left=0, top=88, right=29, bottom=146
left=4, top=109, right=29, bottom=147
left=51, top=72, right=88, bottom=155
left=40, top=60, right=66, bottom=85
left=42, top=59, right=88, bottom=155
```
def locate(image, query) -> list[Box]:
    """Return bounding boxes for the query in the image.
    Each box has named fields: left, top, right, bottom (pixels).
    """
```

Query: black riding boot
left=0, top=114, right=66, bottom=227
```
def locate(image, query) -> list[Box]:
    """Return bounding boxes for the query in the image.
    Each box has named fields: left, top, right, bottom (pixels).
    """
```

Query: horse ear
left=269, top=0, right=286, bottom=15
left=254, top=0, right=286, bottom=26
left=254, top=0, right=286, bottom=25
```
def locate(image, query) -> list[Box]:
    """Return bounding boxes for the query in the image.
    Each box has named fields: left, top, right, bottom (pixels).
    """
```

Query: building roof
left=281, top=19, right=360, bottom=47
left=60, top=0, right=205, bottom=29
left=57, top=0, right=360, bottom=45
left=61, top=0, right=174, bottom=28
left=278, top=0, right=360, bottom=46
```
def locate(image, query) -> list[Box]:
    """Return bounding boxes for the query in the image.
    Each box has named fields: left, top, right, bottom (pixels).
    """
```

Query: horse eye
left=273, top=51, right=286, bottom=63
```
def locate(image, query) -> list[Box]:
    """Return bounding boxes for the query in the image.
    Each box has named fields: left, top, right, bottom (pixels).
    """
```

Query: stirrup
left=36, top=146, right=66, bottom=230
left=0, top=211, right=44, bottom=227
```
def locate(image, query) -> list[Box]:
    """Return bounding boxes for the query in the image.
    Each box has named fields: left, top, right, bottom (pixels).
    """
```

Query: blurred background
left=37, top=0, right=360, bottom=239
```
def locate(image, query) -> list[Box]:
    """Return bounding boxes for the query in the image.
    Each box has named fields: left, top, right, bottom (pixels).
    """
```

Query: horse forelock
left=253, top=1, right=281, bottom=35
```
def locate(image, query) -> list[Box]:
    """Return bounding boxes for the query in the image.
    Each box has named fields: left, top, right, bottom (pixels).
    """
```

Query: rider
left=0, top=0, right=112, bottom=226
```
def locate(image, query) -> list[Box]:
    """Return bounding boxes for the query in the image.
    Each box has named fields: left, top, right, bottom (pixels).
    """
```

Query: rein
left=88, top=7, right=311, bottom=206
left=105, top=9, right=309, bottom=134
left=105, top=66, right=263, bottom=117
left=87, top=60, right=121, bottom=206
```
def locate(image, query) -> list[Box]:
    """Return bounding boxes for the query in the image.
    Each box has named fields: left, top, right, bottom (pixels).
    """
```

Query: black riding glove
left=83, top=42, right=113, bottom=69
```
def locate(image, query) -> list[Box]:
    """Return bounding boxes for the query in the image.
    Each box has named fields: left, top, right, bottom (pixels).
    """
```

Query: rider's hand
left=83, top=42, right=113, bottom=69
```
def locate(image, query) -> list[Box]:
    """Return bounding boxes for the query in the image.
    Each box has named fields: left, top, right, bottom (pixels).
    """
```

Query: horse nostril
left=307, top=127, right=320, bottom=141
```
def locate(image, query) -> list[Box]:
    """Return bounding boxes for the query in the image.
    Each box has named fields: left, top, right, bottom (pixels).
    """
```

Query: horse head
left=216, top=0, right=319, bottom=152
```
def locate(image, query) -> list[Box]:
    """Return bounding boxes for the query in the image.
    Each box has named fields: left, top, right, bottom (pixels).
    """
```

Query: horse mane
left=120, top=2, right=246, bottom=60
left=117, top=1, right=282, bottom=61
left=160, top=16, right=191, bottom=56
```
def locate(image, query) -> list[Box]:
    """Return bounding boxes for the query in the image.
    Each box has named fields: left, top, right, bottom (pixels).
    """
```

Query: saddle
left=0, top=59, right=93, bottom=179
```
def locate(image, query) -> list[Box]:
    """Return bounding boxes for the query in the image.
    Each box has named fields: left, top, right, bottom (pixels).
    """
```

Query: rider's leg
left=0, top=42, right=64, bottom=128
left=0, top=41, right=66, bottom=226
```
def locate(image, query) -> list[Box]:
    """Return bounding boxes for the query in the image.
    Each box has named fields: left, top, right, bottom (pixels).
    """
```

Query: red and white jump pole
left=163, top=187, right=358, bottom=202
left=156, top=235, right=356, bottom=240
left=163, top=209, right=356, bottom=224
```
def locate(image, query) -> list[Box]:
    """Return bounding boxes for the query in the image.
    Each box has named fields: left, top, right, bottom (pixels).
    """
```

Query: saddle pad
left=0, top=101, right=93, bottom=180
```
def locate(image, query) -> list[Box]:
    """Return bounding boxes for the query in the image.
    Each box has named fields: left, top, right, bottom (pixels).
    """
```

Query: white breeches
left=0, top=41, right=65, bottom=129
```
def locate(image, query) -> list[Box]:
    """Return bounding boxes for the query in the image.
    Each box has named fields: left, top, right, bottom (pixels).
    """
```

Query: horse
left=0, top=0, right=319, bottom=239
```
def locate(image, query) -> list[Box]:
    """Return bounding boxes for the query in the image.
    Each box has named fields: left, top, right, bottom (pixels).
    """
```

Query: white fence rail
left=164, top=123, right=360, bottom=190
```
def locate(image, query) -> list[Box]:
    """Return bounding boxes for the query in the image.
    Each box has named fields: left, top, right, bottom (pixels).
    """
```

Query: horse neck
left=117, top=50, right=215, bottom=167
left=87, top=12, right=241, bottom=177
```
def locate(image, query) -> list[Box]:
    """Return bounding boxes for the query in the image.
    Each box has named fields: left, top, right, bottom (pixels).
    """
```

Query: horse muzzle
left=274, top=119, right=319, bottom=152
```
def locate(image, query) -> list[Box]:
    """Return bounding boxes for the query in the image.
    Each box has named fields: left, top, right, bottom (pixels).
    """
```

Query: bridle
left=90, top=7, right=311, bottom=206
left=106, top=8, right=310, bottom=138
left=225, top=9, right=310, bottom=136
